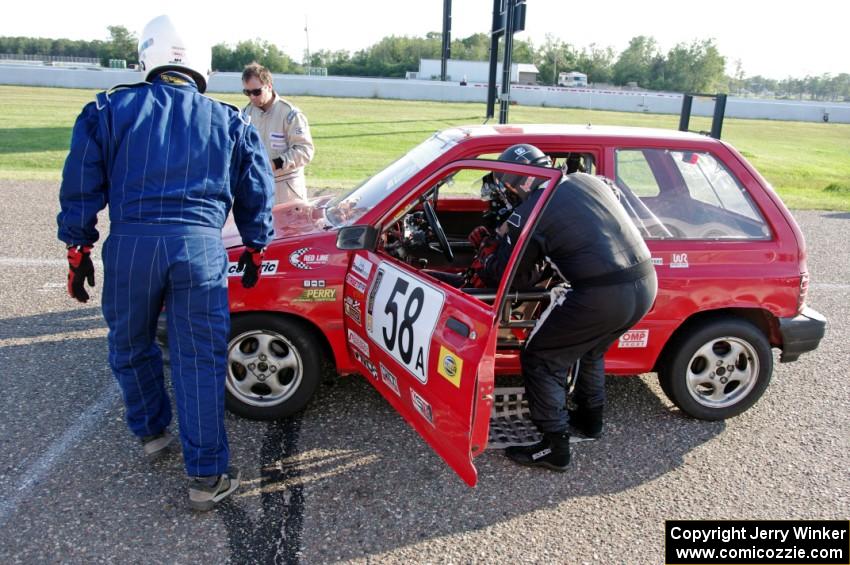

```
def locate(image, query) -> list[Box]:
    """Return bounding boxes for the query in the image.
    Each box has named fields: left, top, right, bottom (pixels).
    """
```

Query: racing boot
left=141, top=429, right=175, bottom=458
left=505, top=432, right=570, bottom=472
left=188, top=467, right=241, bottom=511
left=568, top=406, right=603, bottom=439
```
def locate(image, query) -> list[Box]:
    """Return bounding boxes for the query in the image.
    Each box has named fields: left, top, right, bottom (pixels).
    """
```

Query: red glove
left=465, top=237, right=500, bottom=288
left=237, top=247, right=264, bottom=288
left=67, top=245, right=95, bottom=302
left=468, top=226, right=492, bottom=248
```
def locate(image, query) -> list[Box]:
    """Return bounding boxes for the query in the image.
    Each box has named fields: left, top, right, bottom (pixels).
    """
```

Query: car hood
left=222, top=195, right=335, bottom=249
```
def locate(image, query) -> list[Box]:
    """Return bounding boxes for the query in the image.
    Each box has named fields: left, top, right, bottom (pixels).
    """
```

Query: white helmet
left=138, top=15, right=211, bottom=92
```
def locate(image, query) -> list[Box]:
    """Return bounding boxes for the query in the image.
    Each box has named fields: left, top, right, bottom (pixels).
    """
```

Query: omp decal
left=618, top=329, right=649, bottom=348
left=289, top=248, right=330, bottom=270
left=227, top=260, right=279, bottom=277
left=651, top=257, right=663, bottom=266
left=379, top=363, right=400, bottom=396
left=367, top=262, right=445, bottom=384
left=507, top=212, right=522, bottom=227
left=344, top=296, right=362, bottom=325
left=294, top=288, right=337, bottom=302
left=437, top=346, right=463, bottom=388
left=347, top=328, right=370, bottom=356
left=410, top=389, right=434, bottom=427
left=352, top=255, right=373, bottom=280
left=345, top=273, right=367, bottom=294
left=670, top=253, right=689, bottom=269
left=302, top=279, right=326, bottom=288
left=351, top=349, right=377, bottom=379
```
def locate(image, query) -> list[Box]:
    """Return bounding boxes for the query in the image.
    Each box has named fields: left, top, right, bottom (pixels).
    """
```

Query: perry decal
left=347, top=328, right=370, bottom=356
left=618, top=329, right=649, bottom=348
left=289, top=247, right=330, bottom=270
left=345, top=273, right=367, bottom=294
left=379, top=363, right=400, bottom=396
left=294, top=288, right=337, bottom=302
left=344, top=296, right=362, bottom=325
left=227, top=260, right=279, bottom=277
left=352, top=255, right=373, bottom=280
left=410, top=390, right=434, bottom=427
left=437, top=346, right=463, bottom=388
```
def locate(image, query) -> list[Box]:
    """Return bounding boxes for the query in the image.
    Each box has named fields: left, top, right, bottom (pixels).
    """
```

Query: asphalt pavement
left=0, top=179, right=847, bottom=564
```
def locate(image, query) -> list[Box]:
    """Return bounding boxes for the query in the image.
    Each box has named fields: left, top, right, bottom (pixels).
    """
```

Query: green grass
left=1, top=85, right=848, bottom=210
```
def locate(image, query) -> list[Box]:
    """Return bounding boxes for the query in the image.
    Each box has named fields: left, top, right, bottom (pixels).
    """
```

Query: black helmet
left=495, top=144, right=552, bottom=199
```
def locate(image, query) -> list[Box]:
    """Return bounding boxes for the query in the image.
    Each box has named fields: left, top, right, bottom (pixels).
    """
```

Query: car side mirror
left=336, top=225, right=379, bottom=250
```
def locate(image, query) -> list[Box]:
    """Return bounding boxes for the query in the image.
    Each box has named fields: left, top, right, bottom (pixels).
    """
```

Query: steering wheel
left=422, top=199, right=454, bottom=263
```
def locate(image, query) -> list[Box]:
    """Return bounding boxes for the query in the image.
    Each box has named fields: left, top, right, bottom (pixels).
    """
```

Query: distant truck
left=558, top=71, right=588, bottom=87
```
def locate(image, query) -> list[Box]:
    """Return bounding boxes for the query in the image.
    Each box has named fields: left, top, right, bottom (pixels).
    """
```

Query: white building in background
left=417, top=58, right=539, bottom=84
left=558, top=71, right=588, bottom=87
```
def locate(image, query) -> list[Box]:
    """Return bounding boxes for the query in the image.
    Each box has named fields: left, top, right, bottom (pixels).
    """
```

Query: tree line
left=2, top=27, right=848, bottom=101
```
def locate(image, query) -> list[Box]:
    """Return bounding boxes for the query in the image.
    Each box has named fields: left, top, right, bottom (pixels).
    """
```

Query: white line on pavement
left=0, top=384, right=119, bottom=529
left=0, top=258, right=67, bottom=266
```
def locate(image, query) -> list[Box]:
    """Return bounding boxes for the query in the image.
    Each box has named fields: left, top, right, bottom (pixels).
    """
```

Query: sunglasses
left=242, top=87, right=265, bottom=97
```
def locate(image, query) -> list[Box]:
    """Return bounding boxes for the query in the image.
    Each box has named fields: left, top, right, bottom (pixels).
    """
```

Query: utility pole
left=441, top=0, right=452, bottom=81
left=304, top=16, right=310, bottom=64
left=486, top=0, right=526, bottom=123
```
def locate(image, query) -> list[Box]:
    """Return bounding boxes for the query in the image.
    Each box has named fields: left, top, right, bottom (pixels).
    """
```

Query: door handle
left=447, top=317, right=470, bottom=338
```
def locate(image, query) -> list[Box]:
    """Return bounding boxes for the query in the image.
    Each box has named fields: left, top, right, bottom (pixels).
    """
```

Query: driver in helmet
left=57, top=15, right=275, bottom=510
left=474, top=144, right=658, bottom=472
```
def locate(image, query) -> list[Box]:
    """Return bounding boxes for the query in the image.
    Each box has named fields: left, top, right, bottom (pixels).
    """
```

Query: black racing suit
left=481, top=173, right=658, bottom=434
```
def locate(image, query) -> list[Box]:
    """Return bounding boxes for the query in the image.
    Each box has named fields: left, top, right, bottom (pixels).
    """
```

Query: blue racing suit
left=57, top=72, right=274, bottom=476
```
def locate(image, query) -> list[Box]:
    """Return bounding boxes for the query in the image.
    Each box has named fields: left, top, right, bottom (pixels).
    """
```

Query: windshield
left=325, top=131, right=462, bottom=227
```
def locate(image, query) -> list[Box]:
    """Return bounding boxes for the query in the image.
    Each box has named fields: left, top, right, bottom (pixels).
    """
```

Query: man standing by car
left=476, top=144, right=657, bottom=471
left=241, top=62, right=315, bottom=204
left=58, top=15, right=274, bottom=510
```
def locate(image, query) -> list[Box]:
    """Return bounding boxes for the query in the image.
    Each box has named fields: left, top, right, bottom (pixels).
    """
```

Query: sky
left=1, top=0, right=848, bottom=79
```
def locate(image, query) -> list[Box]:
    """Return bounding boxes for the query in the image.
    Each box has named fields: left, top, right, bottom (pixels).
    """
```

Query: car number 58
left=367, top=262, right=445, bottom=383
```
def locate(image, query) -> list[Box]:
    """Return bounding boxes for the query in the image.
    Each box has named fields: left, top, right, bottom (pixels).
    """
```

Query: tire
left=225, top=314, right=322, bottom=420
left=658, top=318, right=772, bottom=420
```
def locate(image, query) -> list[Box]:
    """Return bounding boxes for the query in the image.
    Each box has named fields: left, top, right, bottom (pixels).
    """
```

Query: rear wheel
left=659, top=319, right=772, bottom=420
left=225, top=314, right=322, bottom=420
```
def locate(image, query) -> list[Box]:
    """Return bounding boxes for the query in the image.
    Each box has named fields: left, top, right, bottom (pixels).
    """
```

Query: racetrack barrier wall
left=1, top=64, right=848, bottom=124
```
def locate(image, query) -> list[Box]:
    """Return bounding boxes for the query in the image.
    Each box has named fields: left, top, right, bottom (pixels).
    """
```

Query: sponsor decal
left=352, top=255, right=373, bottom=280
left=302, top=279, right=327, bottom=288
left=618, top=329, right=649, bottom=348
left=670, top=252, right=689, bottom=269
left=271, top=142, right=287, bottom=150
left=347, top=328, right=370, bottom=356
left=270, top=132, right=285, bottom=139
left=507, top=212, right=522, bottom=227
left=344, top=296, right=362, bottom=325
left=437, top=346, right=463, bottom=388
left=651, top=257, right=663, bottom=266
left=351, top=349, right=377, bottom=378
left=289, top=247, right=330, bottom=270
left=227, top=260, right=279, bottom=277
left=345, top=273, right=367, bottom=294
left=410, top=389, right=434, bottom=427
left=294, top=288, right=337, bottom=302
left=365, top=313, right=373, bottom=333
left=379, top=363, right=400, bottom=396
left=531, top=448, right=552, bottom=460
left=367, top=268, right=384, bottom=315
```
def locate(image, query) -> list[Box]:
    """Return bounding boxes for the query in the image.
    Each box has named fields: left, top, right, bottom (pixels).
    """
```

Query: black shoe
left=568, top=406, right=603, bottom=439
left=188, top=466, right=241, bottom=511
left=505, top=432, right=570, bottom=471
left=140, top=430, right=174, bottom=458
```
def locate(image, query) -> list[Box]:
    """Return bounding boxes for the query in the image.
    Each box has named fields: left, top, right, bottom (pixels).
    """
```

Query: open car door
left=342, top=159, right=563, bottom=486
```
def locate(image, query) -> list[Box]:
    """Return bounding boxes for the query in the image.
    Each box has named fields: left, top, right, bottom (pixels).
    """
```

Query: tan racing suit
left=243, top=93, right=315, bottom=204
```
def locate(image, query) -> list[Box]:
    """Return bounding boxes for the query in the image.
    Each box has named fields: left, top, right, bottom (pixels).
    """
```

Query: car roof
left=443, top=123, right=717, bottom=144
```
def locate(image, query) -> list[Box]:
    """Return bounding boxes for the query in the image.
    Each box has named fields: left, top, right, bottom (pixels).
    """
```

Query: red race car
left=160, top=122, right=826, bottom=486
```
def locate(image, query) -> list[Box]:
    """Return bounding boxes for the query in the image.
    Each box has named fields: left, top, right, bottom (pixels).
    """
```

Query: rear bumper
left=778, top=306, right=826, bottom=362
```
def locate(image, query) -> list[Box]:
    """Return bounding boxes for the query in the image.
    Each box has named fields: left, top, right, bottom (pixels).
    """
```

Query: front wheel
left=225, top=314, right=322, bottom=420
left=658, top=319, right=772, bottom=420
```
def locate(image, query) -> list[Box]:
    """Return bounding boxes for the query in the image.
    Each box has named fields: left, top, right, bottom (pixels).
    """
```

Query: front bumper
left=778, top=306, right=826, bottom=362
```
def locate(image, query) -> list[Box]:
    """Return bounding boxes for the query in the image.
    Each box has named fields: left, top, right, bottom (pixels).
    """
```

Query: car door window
left=615, top=148, right=770, bottom=240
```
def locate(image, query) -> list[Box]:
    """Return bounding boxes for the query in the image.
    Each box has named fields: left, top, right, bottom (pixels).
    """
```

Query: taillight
left=798, top=272, right=809, bottom=312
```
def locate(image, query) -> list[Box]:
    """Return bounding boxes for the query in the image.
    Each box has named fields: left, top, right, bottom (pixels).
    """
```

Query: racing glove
left=237, top=247, right=264, bottom=289
left=66, top=245, right=95, bottom=303
left=468, top=226, right=492, bottom=248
